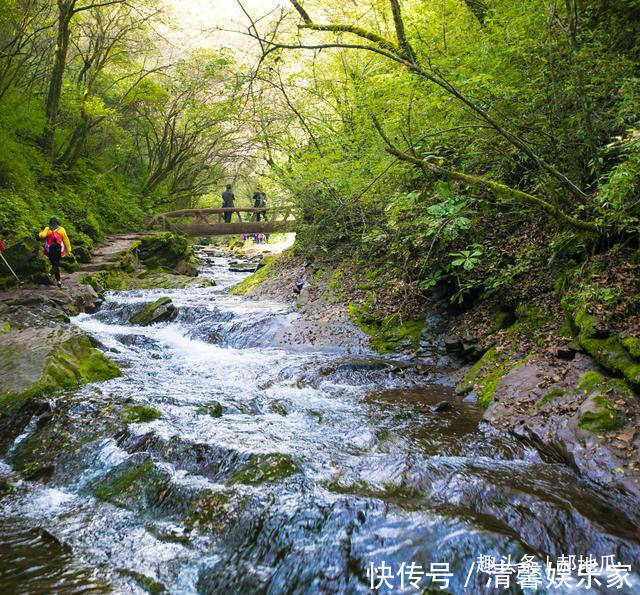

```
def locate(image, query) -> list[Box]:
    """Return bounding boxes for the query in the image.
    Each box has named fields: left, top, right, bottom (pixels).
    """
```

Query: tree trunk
left=463, top=0, right=488, bottom=24
left=58, top=112, right=89, bottom=168
left=42, top=0, right=74, bottom=161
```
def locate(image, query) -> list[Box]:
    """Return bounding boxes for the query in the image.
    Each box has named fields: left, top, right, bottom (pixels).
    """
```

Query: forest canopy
left=0, top=0, right=639, bottom=309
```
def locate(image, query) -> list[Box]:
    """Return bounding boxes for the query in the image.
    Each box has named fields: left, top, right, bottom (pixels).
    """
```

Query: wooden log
left=171, top=221, right=297, bottom=236
left=158, top=207, right=289, bottom=217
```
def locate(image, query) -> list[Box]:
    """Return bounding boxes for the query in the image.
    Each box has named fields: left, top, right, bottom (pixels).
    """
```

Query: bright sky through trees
left=162, top=0, right=281, bottom=56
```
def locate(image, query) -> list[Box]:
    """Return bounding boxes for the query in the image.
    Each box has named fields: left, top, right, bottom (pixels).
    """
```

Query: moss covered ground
left=228, top=254, right=279, bottom=296
left=455, top=347, right=522, bottom=408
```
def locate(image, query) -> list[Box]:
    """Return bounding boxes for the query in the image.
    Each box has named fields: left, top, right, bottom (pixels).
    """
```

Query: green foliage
left=449, top=249, right=483, bottom=271
left=243, top=0, right=640, bottom=320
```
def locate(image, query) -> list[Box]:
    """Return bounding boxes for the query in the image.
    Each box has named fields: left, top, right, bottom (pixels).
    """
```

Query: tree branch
left=283, top=0, right=587, bottom=202
left=371, top=115, right=598, bottom=233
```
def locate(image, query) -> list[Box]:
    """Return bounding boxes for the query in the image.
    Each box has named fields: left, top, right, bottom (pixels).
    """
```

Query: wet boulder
left=92, top=454, right=171, bottom=511
left=268, top=399, right=289, bottom=416
left=120, top=403, right=163, bottom=424
left=0, top=327, right=120, bottom=412
left=228, top=453, right=297, bottom=485
left=129, top=297, right=178, bottom=326
left=198, top=401, right=224, bottom=417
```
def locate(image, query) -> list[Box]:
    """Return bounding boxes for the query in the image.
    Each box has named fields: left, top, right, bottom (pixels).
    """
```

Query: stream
left=1, top=251, right=639, bottom=594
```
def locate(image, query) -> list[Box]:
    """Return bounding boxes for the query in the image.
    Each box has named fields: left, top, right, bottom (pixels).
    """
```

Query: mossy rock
left=621, top=337, right=640, bottom=359
left=134, top=233, right=197, bottom=276
left=0, top=329, right=120, bottom=411
left=536, top=387, right=567, bottom=409
left=229, top=254, right=278, bottom=295
left=580, top=336, right=640, bottom=390
left=119, top=569, right=168, bottom=595
left=573, top=308, right=602, bottom=340
left=573, top=370, right=629, bottom=433
left=93, top=458, right=170, bottom=510
left=82, top=269, right=131, bottom=293
left=455, top=346, right=520, bottom=408
left=0, top=233, right=49, bottom=288
left=578, top=395, right=623, bottom=432
left=348, top=297, right=423, bottom=354
left=120, top=404, right=162, bottom=424
left=228, top=453, right=297, bottom=485
left=129, top=297, right=178, bottom=326
left=577, top=370, right=605, bottom=393
left=577, top=370, right=633, bottom=397
left=44, top=335, right=121, bottom=388
left=183, top=490, right=234, bottom=532
left=563, top=292, right=640, bottom=390
left=198, top=401, right=223, bottom=417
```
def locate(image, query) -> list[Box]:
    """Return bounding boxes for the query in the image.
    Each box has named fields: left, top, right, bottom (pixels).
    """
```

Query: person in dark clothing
left=253, top=189, right=267, bottom=221
left=221, top=184, right=235, bottom=223
left=48, top=235, right=62, bottom=286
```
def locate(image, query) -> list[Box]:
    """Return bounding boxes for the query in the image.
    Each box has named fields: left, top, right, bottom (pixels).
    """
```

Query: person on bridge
left=39, top=217, right=72, bottom=288
left=221, top=184, right=235, bottom=223
left=253, top=189, right=267, bottom=221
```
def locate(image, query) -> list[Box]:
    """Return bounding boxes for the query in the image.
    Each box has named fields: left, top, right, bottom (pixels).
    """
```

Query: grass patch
left=228, top=254, right=278, bottom=295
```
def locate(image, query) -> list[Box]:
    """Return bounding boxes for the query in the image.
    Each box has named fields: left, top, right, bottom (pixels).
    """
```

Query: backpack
left=44, top=230, right=65, bottom=256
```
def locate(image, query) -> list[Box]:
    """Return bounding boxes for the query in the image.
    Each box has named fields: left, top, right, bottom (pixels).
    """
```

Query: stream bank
left=236, top=250, right=640, bottom=502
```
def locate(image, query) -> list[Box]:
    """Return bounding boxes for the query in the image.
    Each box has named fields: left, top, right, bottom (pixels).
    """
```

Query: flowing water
left=1, top=252, right=639, bottom=594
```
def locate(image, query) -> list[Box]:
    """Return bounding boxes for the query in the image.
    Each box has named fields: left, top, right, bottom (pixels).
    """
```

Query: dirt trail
left=0, top=234, right=150, bottom=313
left=69, top=234, right=147, bottom=277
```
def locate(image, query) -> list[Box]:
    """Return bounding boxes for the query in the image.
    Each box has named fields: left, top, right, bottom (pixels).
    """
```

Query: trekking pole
left=0, top=252, right=20, bottom=283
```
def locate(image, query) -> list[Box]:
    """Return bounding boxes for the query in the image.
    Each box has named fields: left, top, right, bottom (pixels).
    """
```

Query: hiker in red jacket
left=39, top=217, right=72, bottom=288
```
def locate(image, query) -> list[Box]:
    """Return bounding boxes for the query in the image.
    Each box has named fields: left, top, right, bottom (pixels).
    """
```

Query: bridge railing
left=143, top=207, right=296, bottom=236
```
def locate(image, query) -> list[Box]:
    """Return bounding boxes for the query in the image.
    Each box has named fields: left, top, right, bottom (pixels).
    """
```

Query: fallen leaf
left=617, top=430, right=636, bottom=443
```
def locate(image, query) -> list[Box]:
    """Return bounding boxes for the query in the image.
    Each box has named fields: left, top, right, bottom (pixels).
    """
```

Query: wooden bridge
left=144, top=207, right=296, bottom=236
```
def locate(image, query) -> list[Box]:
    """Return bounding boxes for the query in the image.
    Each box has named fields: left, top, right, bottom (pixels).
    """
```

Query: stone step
left=78, top=263, right=111, bottom=273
